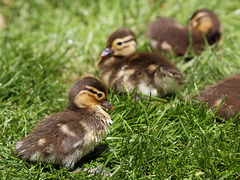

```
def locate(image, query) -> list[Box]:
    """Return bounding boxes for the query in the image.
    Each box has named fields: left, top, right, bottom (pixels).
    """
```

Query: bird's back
left=15, top=107, right=110, bottom=169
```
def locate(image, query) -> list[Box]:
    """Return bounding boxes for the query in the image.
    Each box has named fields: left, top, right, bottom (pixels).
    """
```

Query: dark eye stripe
left=85, top=88, right=103, bottom=98
left=123, top=38, right=135, bottom=43
left=115, top=39, right=135, bottom=50
left=85, top=88, right=97, bottom=94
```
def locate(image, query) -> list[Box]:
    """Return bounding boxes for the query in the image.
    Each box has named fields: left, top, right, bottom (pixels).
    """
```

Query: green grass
left=1, top=0, right=240, bottom=179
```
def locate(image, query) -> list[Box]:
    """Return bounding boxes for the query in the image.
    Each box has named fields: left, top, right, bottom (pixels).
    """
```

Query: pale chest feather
left=81, top=106, right=113, bottom=157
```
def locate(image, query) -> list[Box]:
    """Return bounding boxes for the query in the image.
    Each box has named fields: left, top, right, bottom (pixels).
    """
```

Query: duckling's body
left=15, top=77, right=113, bottom=169
left=147, top=9, right=222, bottom=56
left=190, top=74, right=240, bottom=120
left=99, top=28, right=184, bottom=97
left=147, top=17, right=205, bottom=55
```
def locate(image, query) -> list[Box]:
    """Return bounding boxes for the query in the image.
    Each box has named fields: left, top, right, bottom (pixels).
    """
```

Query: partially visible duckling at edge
left=98, top=28, right=184, bottom=97
left=189, top=74, right=240, bottom=120
left=15, top=77, right=113, bottom=169
left=146, top=9, right=222, bottom=56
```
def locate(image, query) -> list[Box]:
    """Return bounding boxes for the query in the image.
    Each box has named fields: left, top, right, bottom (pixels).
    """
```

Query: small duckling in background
left=98, top=28, right=184, bottom=97
left=146, top=9, right=222, bottom=56
left=15, top=77, right=113, bottom=169
left=189, top=74, right=240, bottom=120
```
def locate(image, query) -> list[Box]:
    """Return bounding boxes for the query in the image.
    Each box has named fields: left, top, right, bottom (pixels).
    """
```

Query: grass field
left=0, top=0, right=240, bottom=179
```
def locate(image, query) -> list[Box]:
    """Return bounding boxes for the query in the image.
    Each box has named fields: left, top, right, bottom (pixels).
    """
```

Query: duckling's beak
left=98, top=48, right=113, bottom=64
left=101, top=101, right=113, bottom=110
left=100, top=47, right=113, bottom=57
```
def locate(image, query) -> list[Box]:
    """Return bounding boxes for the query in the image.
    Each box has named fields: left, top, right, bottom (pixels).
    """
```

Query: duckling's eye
left=97, top=93, right=103, bottom=98
left=116, top=42, right=123, bottom=46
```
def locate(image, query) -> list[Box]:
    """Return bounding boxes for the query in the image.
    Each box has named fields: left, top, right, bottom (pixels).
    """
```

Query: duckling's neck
left=69, top=104, right=111, bottom=121
left=86, top=105, right=113, bottom=129
left=99, top=56, right=122, bottom=67
left=93, top=105, right=112, bottom=121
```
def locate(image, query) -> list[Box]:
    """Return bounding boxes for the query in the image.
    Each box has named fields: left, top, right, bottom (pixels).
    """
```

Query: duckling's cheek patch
left=74, top=91, right=97, bottom=108
left=112, top=37, right=137, bottom=57
left=198, top=18, right=213, bottom=34
left=114, top=43, right=136, bottom=56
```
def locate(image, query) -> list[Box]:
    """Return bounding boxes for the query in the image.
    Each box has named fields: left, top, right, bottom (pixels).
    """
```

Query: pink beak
left=101, top=101, right=113, bottom=110
left=99, top=47, right=113, bottom=58
left=98, top=48, right=113, bottom=65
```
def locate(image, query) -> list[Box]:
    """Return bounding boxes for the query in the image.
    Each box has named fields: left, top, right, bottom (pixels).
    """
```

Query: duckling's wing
left=15, top=110, right=86, bottom=167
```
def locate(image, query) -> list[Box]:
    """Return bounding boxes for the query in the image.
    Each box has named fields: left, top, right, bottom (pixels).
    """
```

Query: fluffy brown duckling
left=98, top=28, right=184, bottom=97
left=15, top=77, right=113, bottom=169
left=190, top=74, right=240, bottom=120
left=146, top=9, right=222, bottom=56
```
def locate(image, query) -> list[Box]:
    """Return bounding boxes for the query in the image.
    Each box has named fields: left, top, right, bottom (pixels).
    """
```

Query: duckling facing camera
left=147, top=9, right=222, bottom=56
left=98, top=28, right=184, bottom=97
left=15, top=77, right=113, bottom=169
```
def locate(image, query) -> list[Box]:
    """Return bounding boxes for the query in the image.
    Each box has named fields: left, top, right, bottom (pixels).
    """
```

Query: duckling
left=98, top=28, right=184, bottom=97
left=146, top=9, right=222, bottom=56
left=15, top=77, right=113, bottom=169
left=190, top=74, right=240, bottom=120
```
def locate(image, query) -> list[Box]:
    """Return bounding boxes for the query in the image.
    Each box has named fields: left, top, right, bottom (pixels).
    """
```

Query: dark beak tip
left=101, top=101, right=113, bottom=110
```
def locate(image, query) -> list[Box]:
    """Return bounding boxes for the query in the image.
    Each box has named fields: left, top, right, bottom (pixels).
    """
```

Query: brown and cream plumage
left=98, top=28, right=184, bottom=97
left=15, top=77, right=113, bottom=169
left=190, top=74, right=240, bottom=120
left=147, top=9, right=222, bottom=56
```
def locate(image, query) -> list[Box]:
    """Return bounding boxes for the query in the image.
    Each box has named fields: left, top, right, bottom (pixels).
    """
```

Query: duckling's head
left=189, top=9, right=221, bottom=44
left=69, top=77, right=113, bottom=110
left=98, top=28, right=137, bottom=63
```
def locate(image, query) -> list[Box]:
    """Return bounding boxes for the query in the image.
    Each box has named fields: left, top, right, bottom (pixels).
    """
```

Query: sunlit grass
left=0, top=0, right=239, bottom=179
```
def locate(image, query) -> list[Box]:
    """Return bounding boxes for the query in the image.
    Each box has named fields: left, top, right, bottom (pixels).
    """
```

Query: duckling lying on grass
left=15, top=77, right=113, bottom=170
left=189, top=74, right=240, bottom=120
left=98, top=27, right=184, bottom=97
left=147, top=9, right=222, bottom=56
